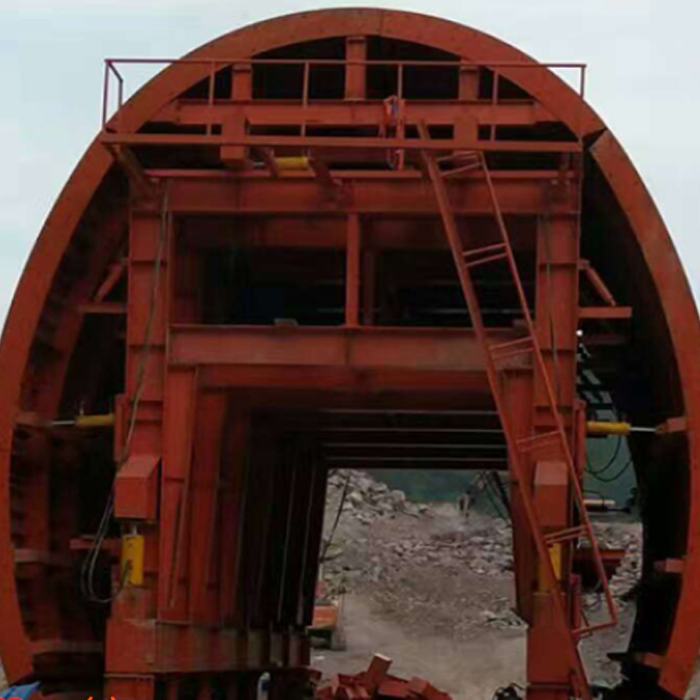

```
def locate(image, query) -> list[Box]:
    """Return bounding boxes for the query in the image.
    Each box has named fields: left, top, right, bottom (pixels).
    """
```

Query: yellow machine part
left=586, top=420, right=632, bottom=436
left=75, top=413, right=116, bottom=429
left=538, top=544, right=563, bottom=592
left=275, top=156, right=311, bottom=171
left=121, top=533, right=145, bottom=587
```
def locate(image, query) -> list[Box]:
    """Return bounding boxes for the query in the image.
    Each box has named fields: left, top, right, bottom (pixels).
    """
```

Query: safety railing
left=101, top=57, right=587, bottom=135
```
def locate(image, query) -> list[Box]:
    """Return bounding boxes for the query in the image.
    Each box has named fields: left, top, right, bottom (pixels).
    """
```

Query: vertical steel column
left=505, top=370, right=537, bottom=624
left=220, top=409, right=250, bottom=624
left=526, top=210, right=581, bottom=700
left=456, top=62, right=479, bottom=143
left=188, top=391, right=228, bottom=624
left=159, top=365, right=198, bottom=620
left=106, top=198, right=169, bottom=700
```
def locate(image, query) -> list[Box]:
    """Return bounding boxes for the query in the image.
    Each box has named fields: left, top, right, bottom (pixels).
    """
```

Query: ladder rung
left=462, top=242, right=508, bottom=259
left=442, top=162, right=482, bottom=179
left=436, top=150, right=479, bottom=165
left=461, top=242, right=509, bottom=270
left=491, top=336, right=533, bottom=351
left=544, top=526, right=586, bottom=546
left=490, top=336, right=535, bottom=367
left=490, top=336, right=534, bottom=357
left=574, top=619, right=618, bottom=637
left=492, top=347, right=535, bottom=365
left=516, top=429, right=561, bottom=453
left=463, top=252, right=508, bottom=269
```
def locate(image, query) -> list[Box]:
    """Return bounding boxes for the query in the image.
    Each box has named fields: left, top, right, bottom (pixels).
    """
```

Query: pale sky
left=2, top=0, right=698, bottom=328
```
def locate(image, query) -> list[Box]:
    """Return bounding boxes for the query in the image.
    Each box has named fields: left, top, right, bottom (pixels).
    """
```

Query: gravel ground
left=319, top=470, right=643, bottom=695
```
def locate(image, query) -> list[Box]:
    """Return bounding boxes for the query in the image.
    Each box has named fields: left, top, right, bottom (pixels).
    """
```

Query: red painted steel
left=0, top=9, right=698, bottom=700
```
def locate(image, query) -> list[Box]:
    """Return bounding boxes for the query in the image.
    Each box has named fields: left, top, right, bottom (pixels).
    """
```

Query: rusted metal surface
left=0, top=8, right=698, bottom=700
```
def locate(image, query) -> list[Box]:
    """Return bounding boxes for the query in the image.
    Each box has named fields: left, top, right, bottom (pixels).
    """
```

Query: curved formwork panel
left=0, top=9, right=698, bottom=700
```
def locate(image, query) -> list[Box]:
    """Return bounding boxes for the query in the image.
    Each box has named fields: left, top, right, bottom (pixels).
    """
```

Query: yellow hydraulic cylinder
left=586, top=421, right=632, bottom=436
left=538, top=544, right=563, bottom=592
left=51, top=413, right=116, bottom=428
left=275, top=156, right=311, bottom=170
left=586, top=420, right=656, bottom=436
left=121, top=533, right=145, bottom=587
left=75, top=413, right=116, bottom=429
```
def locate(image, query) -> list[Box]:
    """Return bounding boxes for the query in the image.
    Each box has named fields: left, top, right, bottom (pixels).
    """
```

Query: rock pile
left=322, top=470, right=642, bottom=637
left=327, top=470, right=432, bottom=523
left=589, top=523, right=642, bottom=606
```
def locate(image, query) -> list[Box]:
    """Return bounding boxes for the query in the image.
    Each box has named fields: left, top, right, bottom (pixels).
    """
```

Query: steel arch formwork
left=0, top=9, right=698, bottom=700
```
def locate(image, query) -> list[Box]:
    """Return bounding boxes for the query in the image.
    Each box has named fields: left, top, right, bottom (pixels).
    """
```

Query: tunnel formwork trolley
left=0, top=9, right=698, bottom=700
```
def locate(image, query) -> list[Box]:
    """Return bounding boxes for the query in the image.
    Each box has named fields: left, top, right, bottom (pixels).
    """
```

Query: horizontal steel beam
left=196, top=369, right=497, bottom=410
left=101, top=132, right=581, bottom=153
left=316, top=428, right=505, bottom=442
left=258, top=411, right=503, bottom=433
left=107, top=623, right=309, bottom=673
left=579, top=306, right=633, bottom=320
left=155, top=99, right=555, bottom=129
left=163, top=172, right=577, bottom=216
left=180, top=213, right=542, bottom=252
left=324, top=455, right=508, bottom=470
left=169, top=325, right=517, bottom=371
left=322, top=441, right=507, bottom=450
left=324, top=442, right=507, bottom=460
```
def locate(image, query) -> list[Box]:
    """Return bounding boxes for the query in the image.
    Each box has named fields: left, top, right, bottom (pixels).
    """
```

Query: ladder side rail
left=479, top=156, right=618, bottom=629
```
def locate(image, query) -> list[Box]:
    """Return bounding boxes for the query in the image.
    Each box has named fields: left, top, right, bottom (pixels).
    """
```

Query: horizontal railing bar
left=106, top=57, right=586, bottom=69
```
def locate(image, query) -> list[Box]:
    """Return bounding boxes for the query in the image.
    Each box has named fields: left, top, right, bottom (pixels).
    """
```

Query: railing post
left=490, top=70, right=500, bottom=141
left=301, top=61, right=310, bottom=136
left=102, top=61, right=110, bottom=129
left=345, top=214, right=361, bottom=328
left=222, top=62, right=252, bottom=167
left=232, top=62, right=252, bottom=101
left=206, top=62, right=216, bottom=136
left=345, top=36, right=367, bottom=100
left=458, top=61, right=479, bottom=100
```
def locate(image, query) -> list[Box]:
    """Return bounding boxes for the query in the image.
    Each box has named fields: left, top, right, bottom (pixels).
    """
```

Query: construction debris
left=316, top=655, right=455, bottom=700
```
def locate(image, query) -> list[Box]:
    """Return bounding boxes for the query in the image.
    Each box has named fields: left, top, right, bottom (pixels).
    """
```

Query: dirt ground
left=312, top=594, right=526, bottom=700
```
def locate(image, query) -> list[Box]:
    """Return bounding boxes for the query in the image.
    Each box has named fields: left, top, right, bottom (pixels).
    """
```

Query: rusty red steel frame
left=1, top=9, right=699, bottom=700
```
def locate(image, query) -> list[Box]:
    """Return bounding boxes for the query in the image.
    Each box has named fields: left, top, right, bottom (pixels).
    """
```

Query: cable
left=477, top=471, right=510, bottom=524
left=586, top=434, right=623, bottom=476
left=540, top=195, right=562, bottom=405
left=490, top=471, right=511, bottom=515
left=586, top=408, right=633, bottom=483
left=321, top=471, right=351, bottom=563
left=589, top=456, right=633, bottom=484
left=484, top=472, right=510, bottom=523
left=80, top=183, right=170, bottom=604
